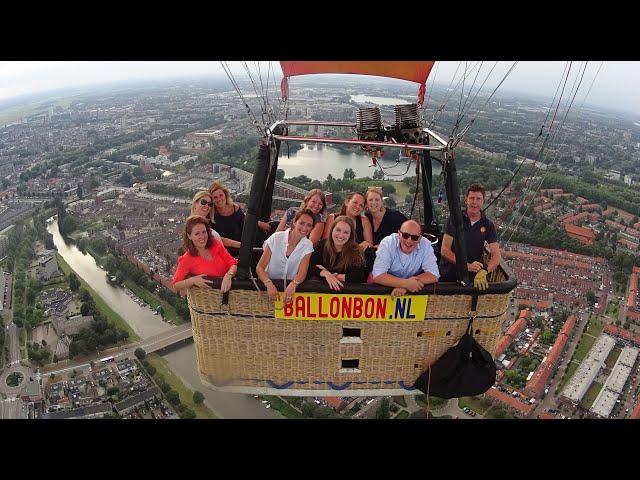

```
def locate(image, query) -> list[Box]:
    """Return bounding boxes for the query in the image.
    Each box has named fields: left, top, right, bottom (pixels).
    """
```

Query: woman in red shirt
left=172, top=215, right=238, bottom=292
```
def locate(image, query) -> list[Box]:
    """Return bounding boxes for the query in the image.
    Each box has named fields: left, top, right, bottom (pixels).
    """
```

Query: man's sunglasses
left=399, top=231, right=421, bottom=241
left=199, top=199, right=213, bottom=207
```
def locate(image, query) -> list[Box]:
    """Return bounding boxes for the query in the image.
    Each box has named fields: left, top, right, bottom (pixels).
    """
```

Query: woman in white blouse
left=256, top=208, right=316, bottom=304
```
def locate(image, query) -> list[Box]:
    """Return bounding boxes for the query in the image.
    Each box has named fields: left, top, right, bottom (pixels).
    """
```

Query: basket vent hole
left=414, top=363, right=421, bottom=369
left=343, top=327, right=361, bottom=338
left=475, top=329, right=481, bottom=335
left=341, top=359, right=359, bottom=369
left=417, top=332, right=423, bottom=337
left=445, top=331, right=451, bottom=336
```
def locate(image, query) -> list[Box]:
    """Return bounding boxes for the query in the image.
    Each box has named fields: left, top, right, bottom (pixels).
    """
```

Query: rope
left=451, top=61, right=519, bottom=148
left=220, top=61, right=264, bottom=137
left=428, top=62, right=483, bottom=130
left=484, top=63, right=573, bottom=213
left=502, top=62, right=582, bottom=237
left=505, top=61, right=591, bottom=244
left=492, top=62, right=575, bottom=225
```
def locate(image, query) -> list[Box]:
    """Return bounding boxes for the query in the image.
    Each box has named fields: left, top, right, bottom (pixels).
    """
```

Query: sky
left=1, top=61, right=639, bottom=116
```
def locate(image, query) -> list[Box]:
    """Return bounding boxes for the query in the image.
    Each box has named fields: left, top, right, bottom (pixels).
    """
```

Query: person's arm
left=440, top=233, right=482, bottom=273
left=173, top=274, right=212, bottom=292
left=256, top=245, right=279, bottom=300
left=359, top=215, right=374, bottom=250
left=308, top=222, right=325, bottom=244
left=257, top=220, right=271, bottom=233
left=440, top=233, right=456, bottom=265
left=322, top=214, right=335, bottom=240
left=275, top=214, right=288, bottom=233
left=221, top=237, right=241, bottom=249
left=486, top=242, right=502, bottom=273
left=283, top=252, right=312, bottom=302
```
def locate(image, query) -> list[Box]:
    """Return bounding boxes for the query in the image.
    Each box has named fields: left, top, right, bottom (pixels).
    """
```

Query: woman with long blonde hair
left=275, top=188, right=326, bottom=243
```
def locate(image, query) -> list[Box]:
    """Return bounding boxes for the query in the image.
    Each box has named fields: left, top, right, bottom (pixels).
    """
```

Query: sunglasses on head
left=199, top=199, right=213, bottom=207
left=399, top=231, right=421, bottom=241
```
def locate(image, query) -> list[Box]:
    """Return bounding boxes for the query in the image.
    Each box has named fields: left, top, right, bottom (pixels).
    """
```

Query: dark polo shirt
left=439, top=210, right=498, bottom=281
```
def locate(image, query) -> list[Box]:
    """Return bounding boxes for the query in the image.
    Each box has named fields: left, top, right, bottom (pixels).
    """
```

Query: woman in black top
left=323, top=191, right=373, bottom=251
left=310, top=216, right=366, bottom=290
left=365, top=186, right=408, bottom=246
left=209, top=180, right=271, bottom=250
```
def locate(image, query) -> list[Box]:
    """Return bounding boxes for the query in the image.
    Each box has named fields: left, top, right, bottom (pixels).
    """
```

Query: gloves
left=474, top=269, right=489, bottom=291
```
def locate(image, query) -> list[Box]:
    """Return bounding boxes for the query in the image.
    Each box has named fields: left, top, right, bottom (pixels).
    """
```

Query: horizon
left=1, top=61, right=640, bottom=118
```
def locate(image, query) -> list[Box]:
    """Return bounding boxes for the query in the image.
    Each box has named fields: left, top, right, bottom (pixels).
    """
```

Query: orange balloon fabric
left=280, top=61, right=435, bottom=84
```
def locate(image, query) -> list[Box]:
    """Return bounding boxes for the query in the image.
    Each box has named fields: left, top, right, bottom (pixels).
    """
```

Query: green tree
left=343, top=168, right=356, bottom=181
left=165, top=390, right=180, bottom=405
left=69, top=272, right=80, bottom=292
left=193, top=391, right=205, bottom=405
left=376, top=398, right=391, bottom=419
left=134, top=348, right=146, bottom=360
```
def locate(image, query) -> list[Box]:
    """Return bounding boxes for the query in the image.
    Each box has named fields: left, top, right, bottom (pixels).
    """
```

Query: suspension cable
left=484, top=62, right=573, bottom=213
left=220, top=62, right=264, bottom=137
left=504, top=62, right=592, bottom=244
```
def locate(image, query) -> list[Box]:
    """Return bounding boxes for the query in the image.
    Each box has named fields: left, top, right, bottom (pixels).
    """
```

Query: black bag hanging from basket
left=413, top=303, right=496, bottom=399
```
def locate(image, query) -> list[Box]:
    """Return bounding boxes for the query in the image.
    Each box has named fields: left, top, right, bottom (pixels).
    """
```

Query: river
left=47, top=219, right=281, bottom=419
left=279, top=144, right=440, bottom=180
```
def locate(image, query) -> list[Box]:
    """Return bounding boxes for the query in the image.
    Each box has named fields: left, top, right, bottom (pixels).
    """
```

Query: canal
left=47, top=219, right=281, bottom=419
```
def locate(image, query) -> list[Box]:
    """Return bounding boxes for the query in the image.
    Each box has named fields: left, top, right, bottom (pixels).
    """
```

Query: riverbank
left=146, top=353, right=216, bottom=419
left=55, top=253, right=139, bottom=342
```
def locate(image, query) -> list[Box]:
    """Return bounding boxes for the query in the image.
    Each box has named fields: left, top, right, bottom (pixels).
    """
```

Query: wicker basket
left=186, top=265, right=516, bottom=397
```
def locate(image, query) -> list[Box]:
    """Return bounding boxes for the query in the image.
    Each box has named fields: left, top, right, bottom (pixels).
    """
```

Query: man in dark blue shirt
left=439, top=183, right=501, bottom=288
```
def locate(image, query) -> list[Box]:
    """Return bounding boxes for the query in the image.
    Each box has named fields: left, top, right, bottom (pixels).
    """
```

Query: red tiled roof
left=323, top=397, right=345, bottom=410
left=538, top=412, right=555, bottom=419
left=485, top=388, right=534, bottom=416
left=631, top=401, right=640, bottom=419
left=564, top=224, right=596, bottom=239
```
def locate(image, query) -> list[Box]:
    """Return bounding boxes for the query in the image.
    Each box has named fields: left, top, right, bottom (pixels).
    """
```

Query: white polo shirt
left=263, top=229, right=314, bottom=281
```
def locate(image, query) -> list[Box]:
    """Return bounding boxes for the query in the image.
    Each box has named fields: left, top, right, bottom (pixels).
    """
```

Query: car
left=265, top=404, right=271, bottom=409
left=463, top=407, right=470, bottom=413
left=469, top=411, right=476, bottom=417
left=261, top=400, right=268, bottom=404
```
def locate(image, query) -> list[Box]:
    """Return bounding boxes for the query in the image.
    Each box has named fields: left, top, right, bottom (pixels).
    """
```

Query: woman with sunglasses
left=172, top=215, right=238, bottom=293
left=364, top=186, right=408, bottom=247
left=256, top=209, right=316, bottom=305
left=191, top=191, right=222, bottom=241
left=275, top=188, right=327, bottom=243
left=371, top=220, right=439, bottom=297
left=309, top=216, right=366, bottom=291
left=323, top=192, right=373, bottom=251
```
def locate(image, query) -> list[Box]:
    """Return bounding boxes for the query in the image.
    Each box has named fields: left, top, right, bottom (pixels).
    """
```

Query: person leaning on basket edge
left=371, top=220, right=439, bottom=297
left=256, top=208, right=316, bottom=305
left=439, top=183, right=501, bottom=290
left=172, top=215, right=238, bottom=293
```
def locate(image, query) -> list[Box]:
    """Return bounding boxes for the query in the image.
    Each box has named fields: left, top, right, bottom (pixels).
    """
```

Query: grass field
left=124, top=280, right=184, bottom=325
left=394, top=410, right=410, bottom=419
left=580, top=381, right=603, bottom=410
left=557, top=361, right=580, bottom=393
left=56, top=253, right=139, bottom=341
left=458, top=396, right=492, bottom=415
left=146, top=353, right=216, bottom=419
left=387, top=180, right=410, bottom=202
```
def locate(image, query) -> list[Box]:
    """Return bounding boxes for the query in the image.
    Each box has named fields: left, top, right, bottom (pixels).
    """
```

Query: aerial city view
left=0, top=60, right=639, bottom=420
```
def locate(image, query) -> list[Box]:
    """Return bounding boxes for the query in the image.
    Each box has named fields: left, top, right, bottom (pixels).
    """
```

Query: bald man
left=371, top=220, right=440, bottom=297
